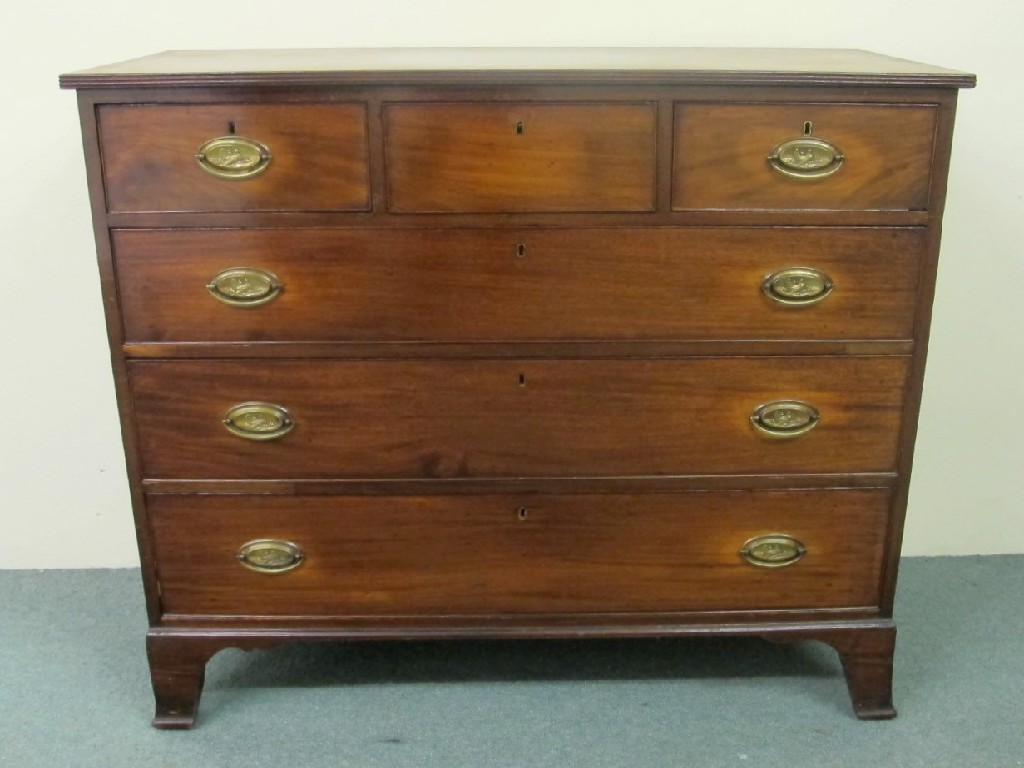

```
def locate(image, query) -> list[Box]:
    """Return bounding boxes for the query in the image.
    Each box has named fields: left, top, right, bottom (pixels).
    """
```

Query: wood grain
left=99, top=103, right=370, bottom=213
left=385, top=103, right=656, bottom=212
left=673, top=103, right=937, bottom=211
left=113, top=227, right=924, bottom=343
left=147, top=489, right=891, bottom=616
left=127, top=356, right=910, bottom=479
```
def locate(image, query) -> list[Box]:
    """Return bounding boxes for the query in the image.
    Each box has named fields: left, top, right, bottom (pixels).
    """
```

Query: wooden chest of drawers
left=61, top=48, right=974, bottom=728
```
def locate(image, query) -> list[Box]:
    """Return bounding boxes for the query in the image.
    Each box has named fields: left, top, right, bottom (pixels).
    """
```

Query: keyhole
left=803, top=121, right=813, bottom=135
left=515, top=121, right=524, bottom=135
left=517, top=506, right=529, bottom=520
left=228, top=121, right=237, bottom=135
left=516, top=243, right=527, bottom=258
left=518, top=373, right=527, bottom=387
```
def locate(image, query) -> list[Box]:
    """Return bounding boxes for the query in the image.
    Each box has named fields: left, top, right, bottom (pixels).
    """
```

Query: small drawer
left=113, top=227, right=924, bottom=343
left=98, top=103, right=370, bottom=213
left=148, top=489, right=891, bottom=617
left=672, top=103, right=937, bottom=211
left=127, top=356, right=909, bottom=480
left=385, top=103, right=657, bottom=212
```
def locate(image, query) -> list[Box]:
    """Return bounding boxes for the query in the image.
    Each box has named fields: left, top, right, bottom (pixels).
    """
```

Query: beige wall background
left=0, top=0, right=1020, bottom=568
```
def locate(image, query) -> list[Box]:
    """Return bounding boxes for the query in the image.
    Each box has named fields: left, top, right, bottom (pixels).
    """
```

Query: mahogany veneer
left=61, top=47, right=974, bottom=728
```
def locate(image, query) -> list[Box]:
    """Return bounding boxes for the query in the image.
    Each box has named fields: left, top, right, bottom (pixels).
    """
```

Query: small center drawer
left=385, top=103, right=657, bottom=212
left=98, top=103, right=370, bottom=213
left=148, top=489, right=891, bottom=617
left=672, top=103, right=937, bottom=211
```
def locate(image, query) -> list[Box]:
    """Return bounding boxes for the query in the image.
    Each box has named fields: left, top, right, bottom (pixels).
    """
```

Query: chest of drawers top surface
left=62, top=48, right=972, bottom=728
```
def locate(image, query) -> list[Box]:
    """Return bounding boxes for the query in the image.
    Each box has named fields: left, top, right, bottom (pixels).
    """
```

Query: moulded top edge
left=59, top=47, right=977, bottom=90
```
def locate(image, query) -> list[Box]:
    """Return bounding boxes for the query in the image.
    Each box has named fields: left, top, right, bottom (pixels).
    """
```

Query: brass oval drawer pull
left=207, top=267, right=282, bottom=307
left=750, top=400, right=819, bottom=438
left=767, top=137, right=844, bottom=179
left=196, top=135, right=271, bottom=179
left=237, top=539, right=304, bottom=574
left=762, top=267, right=834, bottom=306
left=223, top=402, right=294, bottom=441
left=740, top=534, right=807, bottom=568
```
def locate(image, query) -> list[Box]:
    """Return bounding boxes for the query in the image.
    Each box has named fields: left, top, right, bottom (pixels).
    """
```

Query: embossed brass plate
left=207, top=267, right=282, bottom=307
left=750, top=400, right=820, bottom=438
left=740, top=534, right=807, bottom=568
left=196, top=136, right=271, bottom=179
left=237, top=539, right=304, bottom=574
left=768, top=137, right=844, bottom=179
left=223, top=402, right=294, bottom=441
left=762, top=267, right=834, bottom=306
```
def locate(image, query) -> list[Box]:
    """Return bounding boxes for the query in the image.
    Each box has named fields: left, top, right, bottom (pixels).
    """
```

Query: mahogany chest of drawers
left=61, top=48, right=974, bottom=728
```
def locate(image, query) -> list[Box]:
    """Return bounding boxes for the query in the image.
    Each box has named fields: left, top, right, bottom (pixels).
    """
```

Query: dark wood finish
left=140, top=473, right=897, bottom=495
left=62, top=48, right=973, bottom=727
left=113, top=227, right=924, bottom=343
left=148, top=489, right=890, bottom=616
left=122, top=339, right=915, bottom=360
left=99, top=103, right=370, bottom=212
left=59, top=48, right=976, bottom=89
left=673, top=103, right=937, bottom=211
left=128, top=357, right=909, bottom=479
left=385, top=103, right=656, bottom=212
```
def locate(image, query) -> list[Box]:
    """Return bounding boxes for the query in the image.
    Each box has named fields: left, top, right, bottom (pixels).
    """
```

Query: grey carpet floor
left=1, top=556, right=1021, bottom=767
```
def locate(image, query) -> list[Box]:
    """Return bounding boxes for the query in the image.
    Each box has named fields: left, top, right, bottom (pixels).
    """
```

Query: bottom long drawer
left=149, top=489, right=891, bottom=617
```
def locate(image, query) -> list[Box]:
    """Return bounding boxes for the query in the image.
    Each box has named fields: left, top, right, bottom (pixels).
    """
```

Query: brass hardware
left=237, top=539, right=304, bottom=574
left=207, top=267, right=282, bottom=307
left=750, top=400, right=819, bottom=438
left=740, top=534, right=807, bottom=568
left=223, top=402, right=294, bottom=441
left=762, top=267, right=834, bottom=306
left=515, top=121, right=524, bottom=134
left=768, top=136, right=844, bottom=179
left=196, top=135, right=271, bottom=179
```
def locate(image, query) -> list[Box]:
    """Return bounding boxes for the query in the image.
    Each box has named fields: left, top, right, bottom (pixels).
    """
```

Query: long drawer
left=113, top=228, right=924, bottom=343
left=128, top=357, right=909, bottom=479
left=149, top=489, right=890, bottom=616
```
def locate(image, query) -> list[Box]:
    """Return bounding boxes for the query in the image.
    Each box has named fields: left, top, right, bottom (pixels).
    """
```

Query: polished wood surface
left=148, top=489, right=890, bottom=615
left=60, top=48, right=976, bottom=89
left=385, top=104, right=656, bottom=212
left=63, top=48, right=973, bottom=726
left=113, top=227, right=924, bottom=343
left=128, top=357, right=909, bottom=479
left=673, top=104, right=937, bottom=211
left=99, top=104, right=370, bottom=212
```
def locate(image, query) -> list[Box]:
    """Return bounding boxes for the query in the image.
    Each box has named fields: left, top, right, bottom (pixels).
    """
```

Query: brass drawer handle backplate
left=768, top=136, right=844, bottom=179
left=207, top=267, right=282, bottom=307
left=762, top=267, right=834, bottom=306
left=196, top=135, right=271, bottom=179
left=750, top=400, right=820, bottom=438
left=223, top=402, right=295, bottom=441
left=740, top=534, right=807, bottom=568
left=237, top=539, right=304, bottom=574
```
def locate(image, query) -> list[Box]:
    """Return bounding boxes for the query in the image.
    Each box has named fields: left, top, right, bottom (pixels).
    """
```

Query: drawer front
left=672, top=103, right=937, bottom=211
left=128, top=357, right=909, bottom=479
left=385, top=103, right=657, bottom=212
left=98, top=104, right=370, bottom=213
left=149, top=489, right=890, bottom=616
left=114, top=227, right=923, bottom=343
